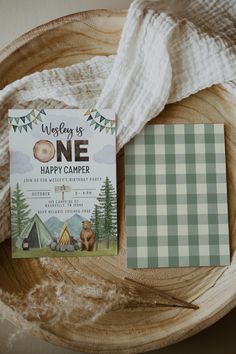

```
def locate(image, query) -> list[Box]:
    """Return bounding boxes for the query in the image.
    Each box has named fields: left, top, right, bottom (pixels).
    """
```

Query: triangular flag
left=111, top=120, right=116, bottom=127
left=95, top=123, right=100, bottom=130
left=20, top=117, right=25, bottom=123
left=87, top=115, right=93, bottom=122
left=40, top=109, right=46, bottom=115
left=15, top=117, right=20, bottom=124
left=26, top=114, right=31, bottom=121
left=12, top=125, right=17, bottom=132
left=31, top=110, right=35, bottom=117
left=106, top=127, right=110, bottom=134
left=28, top=122, right=32, bottom=130
left=84, top=109, right=91, bottom=116
left=99, top=116, right=105, bottom=123
left=23, top=125, right=28, bottom=132
left=8, top=117, right=14, bottom=123
left=99, top=125, right=105, bottom=132
left=95, top=111, right=100, bottom=118
left=104, top=119, right=110, bottom=126
left=90, top=120, right=96, bottom=126
left=33, top=119, right=38, bottom=125
left=111, top=127, right=116, bottom=135
left=36, top=114, right=42, bottom=122
left=18, top=126, right=22, bottom=133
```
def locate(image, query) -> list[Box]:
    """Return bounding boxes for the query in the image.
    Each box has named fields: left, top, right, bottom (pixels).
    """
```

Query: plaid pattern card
left=125, top=124, right=230, bottom=268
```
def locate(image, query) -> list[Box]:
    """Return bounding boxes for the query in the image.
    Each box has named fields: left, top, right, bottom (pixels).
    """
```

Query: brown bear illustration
left=80, top=220, right=95, bottom=251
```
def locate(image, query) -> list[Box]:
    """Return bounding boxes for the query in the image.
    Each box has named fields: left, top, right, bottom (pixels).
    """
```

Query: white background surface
left=0, top=0, right=235, bottom=353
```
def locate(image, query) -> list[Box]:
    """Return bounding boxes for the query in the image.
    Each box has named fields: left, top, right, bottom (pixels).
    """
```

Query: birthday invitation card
left=9, top=109, right=117, bottom=258
left=125, top=124, right=230, bottom=268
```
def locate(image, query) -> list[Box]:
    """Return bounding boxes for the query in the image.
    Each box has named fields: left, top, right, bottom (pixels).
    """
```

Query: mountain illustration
left=45, top=214, right=86, bottom=239
left=66, top=214, right=86, bottom=237
left=45, top=216, right=63, bottom=237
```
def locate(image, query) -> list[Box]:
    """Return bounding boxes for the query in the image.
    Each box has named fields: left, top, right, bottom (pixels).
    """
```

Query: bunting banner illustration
left=8, top=109, right=46, bottom=133
left=84, top=109, right=116, bottom=134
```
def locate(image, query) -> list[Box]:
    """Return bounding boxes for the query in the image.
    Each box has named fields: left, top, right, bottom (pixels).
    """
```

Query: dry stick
left=124, top=277, right=199, bottom=310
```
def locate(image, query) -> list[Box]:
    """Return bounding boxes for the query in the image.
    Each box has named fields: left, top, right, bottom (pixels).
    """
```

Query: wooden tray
left=1, top=9, right=236, bottom=354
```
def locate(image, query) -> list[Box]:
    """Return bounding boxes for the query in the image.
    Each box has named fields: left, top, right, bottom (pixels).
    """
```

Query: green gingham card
left=125, top=124, right=230, bottom=268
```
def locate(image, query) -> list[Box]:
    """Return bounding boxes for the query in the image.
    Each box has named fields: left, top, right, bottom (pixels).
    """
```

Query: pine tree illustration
left=91, top=204, right=103, bottom=251
left=11, top=183, right=31, bottom=241
left=97, top=177, right=117, bottom=249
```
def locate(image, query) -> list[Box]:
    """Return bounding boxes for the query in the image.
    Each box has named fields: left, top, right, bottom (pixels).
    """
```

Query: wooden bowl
left=1, top=9, right=236, bottom=354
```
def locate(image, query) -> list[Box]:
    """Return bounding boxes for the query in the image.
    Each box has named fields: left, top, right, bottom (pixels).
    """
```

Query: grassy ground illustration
left=12, top=240, right=117, bottom=258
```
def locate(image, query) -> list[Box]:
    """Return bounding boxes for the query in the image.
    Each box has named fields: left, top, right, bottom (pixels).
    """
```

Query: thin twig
left=124, top=277, right=199, bottom=310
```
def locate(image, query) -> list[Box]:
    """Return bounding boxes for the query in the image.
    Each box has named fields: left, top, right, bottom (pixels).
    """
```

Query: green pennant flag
left=23, top=125, right=28, bottom=132
left=95, top=123, right=100, bottom=130
left=95, top=111, right=100, bottom=118
left=99, top=116, right=105, bottom=123
left=90, top=120, right=96, bottom=126
left=87, top=115, right=93, bottom=121
left=104, top=119, right=110, bottom=126
left=20, top=117, right=25, bottom=123
left=99, top=125, right=105, bottom=132
left=18, top=126, right=22, bottom=133
left=12, top=125, right=18, bottom=132
left=106, top=127, right=110, bottom=134
left=8, top=117, right=14, bottom=123
left=28, top=122, right=33, bottom=130
left=40, top=109, right=46, bottom=115
left=31, top=110, right=35, bottom=117
left=111, top=127, right=116, bottom=135
left=33, top=119, right=38, bottom=124
left=36, top=114, right=42, bottom=122
left=15, top=117, right=20, bottom=124
left=26, top=114, right=31, bottom=121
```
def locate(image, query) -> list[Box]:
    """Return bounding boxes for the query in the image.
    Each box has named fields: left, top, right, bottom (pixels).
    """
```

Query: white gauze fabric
left=1, top=0, right=236, bottom=243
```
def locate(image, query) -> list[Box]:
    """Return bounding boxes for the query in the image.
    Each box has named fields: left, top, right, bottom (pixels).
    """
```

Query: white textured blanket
left=1, top=0, right=236, bottom=243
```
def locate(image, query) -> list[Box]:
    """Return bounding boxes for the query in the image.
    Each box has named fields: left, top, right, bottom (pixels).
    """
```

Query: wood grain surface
left=0, top=9, right=236, bottom=354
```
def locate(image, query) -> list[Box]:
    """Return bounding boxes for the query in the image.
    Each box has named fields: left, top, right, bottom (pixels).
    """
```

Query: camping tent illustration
left=57, top=223, right=75, bottom=245
left=16, top=213, right=52, bottom=249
